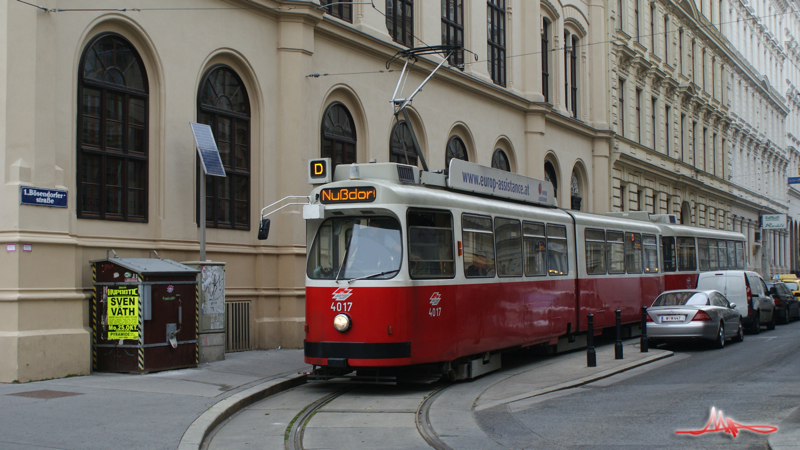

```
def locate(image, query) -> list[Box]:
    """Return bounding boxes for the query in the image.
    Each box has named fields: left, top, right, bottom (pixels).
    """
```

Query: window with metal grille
left=225, top=301, right=252, bottom=352
left=487, top=0, right=506, bottom=86
left=77, top=33, right=149, bottom=222
left=196, top=65, right=251, bottom=230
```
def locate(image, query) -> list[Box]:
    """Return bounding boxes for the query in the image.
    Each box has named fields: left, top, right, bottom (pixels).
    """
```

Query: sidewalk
left=0, top=350, right=307, bottom=450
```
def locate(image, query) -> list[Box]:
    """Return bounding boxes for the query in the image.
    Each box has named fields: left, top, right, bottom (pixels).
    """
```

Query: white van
left=696, top=271, right=775, bottom=333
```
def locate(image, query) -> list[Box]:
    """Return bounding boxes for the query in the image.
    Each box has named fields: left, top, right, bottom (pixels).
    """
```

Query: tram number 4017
left=428, top=307, right=441, bottom=317
left=330, top=302, right=352, bottom=312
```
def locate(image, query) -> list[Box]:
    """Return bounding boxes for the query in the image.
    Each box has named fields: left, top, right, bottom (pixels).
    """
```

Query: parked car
left=765, top=281, right=800, bottom=324
left=696, top=270, right=775, bottom=333
left=646, top=290, right=743, bottom=348
left=777, top=274, right=800, bottom=297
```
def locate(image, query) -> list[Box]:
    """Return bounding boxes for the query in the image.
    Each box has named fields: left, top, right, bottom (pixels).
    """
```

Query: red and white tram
left=607, top=212, right=747, bottom=291
left=259, top=159, right=745, bottom=380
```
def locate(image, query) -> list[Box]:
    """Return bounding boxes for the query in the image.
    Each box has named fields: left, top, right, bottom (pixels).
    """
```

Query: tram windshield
left=307, top=216, right=402, bottom=280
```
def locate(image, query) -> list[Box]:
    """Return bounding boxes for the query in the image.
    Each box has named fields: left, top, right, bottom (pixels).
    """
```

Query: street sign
left=789, top=177, right=800, bottom=184
left=20, top=187, right=68, bottom=208
left=190, top=123, right=226, bottom=177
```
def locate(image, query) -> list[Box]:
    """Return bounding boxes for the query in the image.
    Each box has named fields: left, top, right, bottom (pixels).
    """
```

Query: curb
left=474, top=350, right=673, bottom=411
left=177, top=373, right=307, bottom=450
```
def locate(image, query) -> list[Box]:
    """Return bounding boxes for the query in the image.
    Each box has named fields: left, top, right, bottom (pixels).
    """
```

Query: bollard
left=640, top=306, right=649, bottom=352
left=615, top=309, right=623, bottom=360
left=587, top=313, right=596, bottom=367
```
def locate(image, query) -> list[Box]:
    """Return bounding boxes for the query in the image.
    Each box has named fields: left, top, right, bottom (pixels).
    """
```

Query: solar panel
left=190, top=123, right=227, bottom=177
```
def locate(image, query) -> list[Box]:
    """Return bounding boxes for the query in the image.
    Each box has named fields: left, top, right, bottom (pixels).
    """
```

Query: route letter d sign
left=308, top=158, right=331, bottom=185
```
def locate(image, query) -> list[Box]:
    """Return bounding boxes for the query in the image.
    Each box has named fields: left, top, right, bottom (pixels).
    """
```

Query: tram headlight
left=333, top=313, right=351, bottom=333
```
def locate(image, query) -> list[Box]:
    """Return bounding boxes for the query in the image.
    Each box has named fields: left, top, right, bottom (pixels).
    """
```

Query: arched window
left=77, top=34, right=148, bottom=221
left=321, top=103, right=356, bottom=172
left=570, top=170, right=582, bottom=210
left=445, top=136, right=468, bottom=171
left=544, top=161, right=558, bottom=198
left=390, top=121, right=417, bottom=166
left=197, top=65, right=250, bottom=230
left=492, top=149, right=510, bottom=171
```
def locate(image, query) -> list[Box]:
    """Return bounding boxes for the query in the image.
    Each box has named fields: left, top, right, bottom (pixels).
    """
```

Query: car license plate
left=660, top=315, right=685, bottom=322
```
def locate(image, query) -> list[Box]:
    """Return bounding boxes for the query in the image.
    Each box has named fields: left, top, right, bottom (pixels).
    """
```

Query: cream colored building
left=6, top=0, right=795, bottom=383
left=0, top=0, right=615, bottom=382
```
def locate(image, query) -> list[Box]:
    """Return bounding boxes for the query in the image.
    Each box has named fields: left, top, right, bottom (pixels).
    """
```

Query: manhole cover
left=7, top=389, right=84, bottom=399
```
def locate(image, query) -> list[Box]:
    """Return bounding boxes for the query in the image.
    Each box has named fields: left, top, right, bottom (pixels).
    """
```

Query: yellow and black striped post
left=91, top=264, right=97, bottom=371
left=137, top=275, right=145, bottom=371
left=195, top=282, right=200, bottom=364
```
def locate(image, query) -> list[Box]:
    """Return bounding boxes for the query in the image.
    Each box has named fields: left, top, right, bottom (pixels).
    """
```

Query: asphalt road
left=475, top=320, right=800, bottom=449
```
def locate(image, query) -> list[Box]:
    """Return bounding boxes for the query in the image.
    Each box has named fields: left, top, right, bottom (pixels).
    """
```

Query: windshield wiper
left=347, top=269, right=400, bottom=284
left=335, top=247, right=349, bottom=283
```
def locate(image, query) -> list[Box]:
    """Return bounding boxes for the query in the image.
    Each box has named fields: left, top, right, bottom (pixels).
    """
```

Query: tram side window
left=677, top=237, right=697, bottom=271
left=643, top=234, right=659, bottom=273
left=726, top=240, right=737, bottom=269
left=735, top=241, right=745, bottom=269
left=607, top=231, right=625, bottom=274
left=708, top=239, right=719, bottom=270
left=462, top=214, right=496, bottom=277
left=697, top=238, right=709, bottom=271
left=662, top=236, right=676, bottom=272
left=547, top=224, right=569, bottom=275
left=584, top=229, right=607, bottom=275
left=523, top=221, right=547, bottom=276
left=495, top=217, right=522, bottom=277
left=625, top=232, right=643, bottom=273
left=407, top=209, right=455, bottom=279
left=717, top=240, right=728, bottom=270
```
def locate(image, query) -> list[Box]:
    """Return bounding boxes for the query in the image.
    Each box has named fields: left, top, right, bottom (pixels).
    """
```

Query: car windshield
left=307, top=216, right=402, bottom=280
left=783, top=282, right=799, bottom=291
left=652, top=292, right=709, bottom=306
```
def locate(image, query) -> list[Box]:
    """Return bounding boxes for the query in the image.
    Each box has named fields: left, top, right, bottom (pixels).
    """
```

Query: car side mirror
left=257, top=218, right=271, bottom=240
left=769, top=287, right=777, bottom=295
left=729, top=303, right=737, bottom=309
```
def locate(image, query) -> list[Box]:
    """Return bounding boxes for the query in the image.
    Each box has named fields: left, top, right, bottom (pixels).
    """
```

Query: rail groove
left=415, top=384, right=455, bottom=450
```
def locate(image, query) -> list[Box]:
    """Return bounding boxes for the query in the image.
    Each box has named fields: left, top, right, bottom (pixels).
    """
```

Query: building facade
left=1, top=0, right=797, bottom=382
left=725, top=0, right=800, bottom=277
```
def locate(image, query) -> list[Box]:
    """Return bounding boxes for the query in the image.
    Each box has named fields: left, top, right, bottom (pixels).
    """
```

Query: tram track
left=415, top=384, right=455, bottom=450
left=284, top=385, right=354, bottom=450
left=278, top=380, right=455, bottom=450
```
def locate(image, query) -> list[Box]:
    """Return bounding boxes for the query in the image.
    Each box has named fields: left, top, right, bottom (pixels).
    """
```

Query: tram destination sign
left=320, top=186, right=377, bottom=204
left=447, top=159, right=555, bottom=206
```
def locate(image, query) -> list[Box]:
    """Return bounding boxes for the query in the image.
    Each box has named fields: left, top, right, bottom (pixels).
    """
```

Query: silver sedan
left=646, top=290, right=743, bottom=348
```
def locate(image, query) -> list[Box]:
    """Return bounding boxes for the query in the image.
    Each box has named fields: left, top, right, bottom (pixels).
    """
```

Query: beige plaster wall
left=1, top=0, right=606, bottom=382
